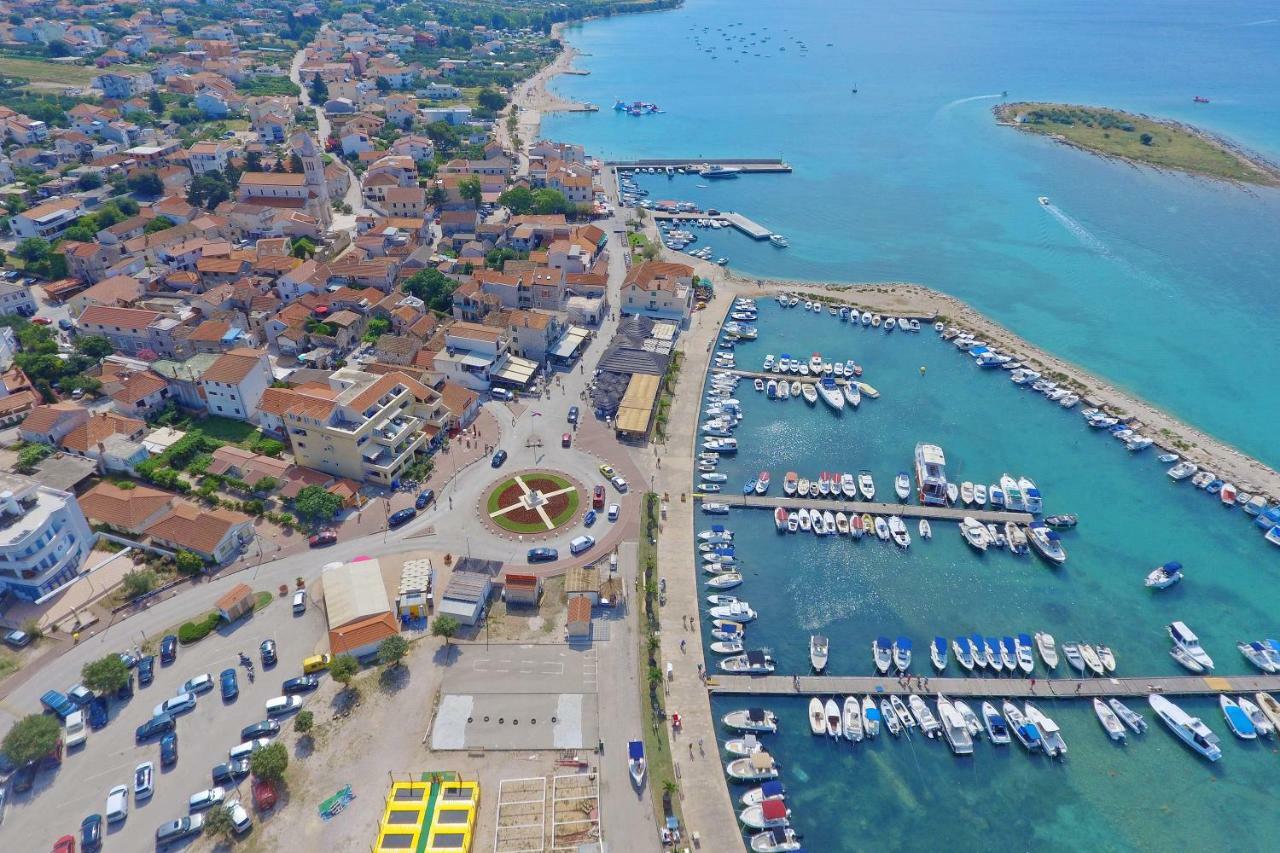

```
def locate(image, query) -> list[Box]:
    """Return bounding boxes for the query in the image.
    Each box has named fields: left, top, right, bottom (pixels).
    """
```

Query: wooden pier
left=707, top=673, right=1280, bottom=699
left=704, top=494, right=1033, bottom=525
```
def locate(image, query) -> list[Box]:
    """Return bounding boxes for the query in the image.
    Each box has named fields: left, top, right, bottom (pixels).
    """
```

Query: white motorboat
left=1171, top=646, right=1206, bottom=673
left=727, top=752, right=780, bottom=781
left=960, top=481, right=975, bottom=505
left=1003, top=702, right=1042, bottom=752
left=892, top=637, right=913, bottom=672
left=1015, top=634, right=1036, bottom=674
left=842, top=696, right=863, bottom=742
left=701, top=502, right=731, bottom=514
left=699, top=483, right=723, bottom=493
left=701, top=473, right=729, bottom=484
left=1167, top=460, right=1198, bottom=481
left=808, top=698, right=826, bottom=735
left=809, top=634, right=829, bottom=672
left=1079, top=643, right=1106, bottom=677
left=710, top=640, right=745, bottom=655
left=952, top=637, right=975, bottom=671
left=834, top=512, right=849, bottom=535
left=1026, top=521, right=1067, bottom=564
left=816, top=378, right=844, bottom=411
left=1005, top=522, right=1028, bottom=554
left=628, top=740, right=646, bottom=786
left=862, top=696, right=880, bottom=739
left=786, top=513, right=799, bottom=533
left=888, top=516, right=911, bottom=548
left=1149, top=695, right=1221, bottom=761
left=797, top=509, right=812, bottom=532
left=1238, top=641, right=1278, bottom=673
left=954, top=700, right=983, bottom=739
left=751, top=826, right=802, bottom=852
left=820, top=510, right=837, bottom=536
left=890, top=695, right=916, bottom=729
left=958, top=517, right=990, bottom=551
left=1034, top=633, right=1059, bottom=670
left=881, top=698, right=902, bottom=736
left=894, top=472, right=910, bottom=501
left=1220, top=696, right=1257, bottom=740
left=1024, top=704, right=1067, bottom=758
left=861, top=311, right=872, bottom=325
left=855, top=381, right=879, bottom=399
left=872, top=637, right=893, bottom=674
left=1061, top=641, right=1085, bottom=673
left=840, top=472, right=858, bottom=498
left=1257, top=693, right=1280, bottom=732
left=726, top=733, right=765, bottom=756
left=972, top=483, right=987, bottom=506
left=983, top=638, right=1002, bottom=672
left=1019, top=477, right=1042, bottom=513
left=986, top=523, right=1005, bottom=549
left=723, top=708, right=779, bottom=733
left=918, top=519, right=932, bottom=540
left=1237, top=696, right=1274, bottom=738
left=710, top=601, right=757, bottom=622
left=801, top=383, right=818, bottom=405
left=720, top=650, right=775, bottom=673
left=697, top=526, right=732, bottom=541
left=789, top=381, right=802, bottom=398
left=753, top=378, right=765, bottom=393
left=874, top=516, right=890, bottom=541
left=946, top=482, right=959, bottom=505
left=843, top=383, right=861, bottom=407
left=983, top=702, right=1012, bottom=745
left=1145, top=562, right=1183, bottom=589
left=1109, top=699, right=1147, bottom=734
left=710, top=621, right=743, bottom=641
left=706, top=593, right=741, bottom=607
left=936, top=696, right=974, bottom=755
left=1168, top=621, right=1214, bottom=671
left=824, top=698, right=842, bottom=738
left=930, top=637, right=948, bottom=671
left=706, top=572, right=744, bottom=590
left=1093, top=699, right=1127, bottom=742
left=857, top=471, right=875, bottom=500
left=909, top=695, right=940, bottom=737
left=741, top=781, right=785, bottom=808
left=1000, top=637, right=1017, bottom=672
left=1000, top=474, right=1024, bottom=511
left=778, top=381, right=791, bottom=400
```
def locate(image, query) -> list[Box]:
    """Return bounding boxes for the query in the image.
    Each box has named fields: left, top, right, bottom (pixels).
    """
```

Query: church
left=236, top=131, right=333, bottom=229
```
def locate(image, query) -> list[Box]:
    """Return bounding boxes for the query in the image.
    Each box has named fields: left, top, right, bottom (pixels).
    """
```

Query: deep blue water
left=544, top=0, right=1280, bottom=468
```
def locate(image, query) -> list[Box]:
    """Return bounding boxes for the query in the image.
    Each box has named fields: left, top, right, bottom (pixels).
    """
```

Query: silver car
left=153, top=692, right=197, bottom=718
left=134, top=761, right=154, bottom=800
left=188, top=786, right=226, bottom=812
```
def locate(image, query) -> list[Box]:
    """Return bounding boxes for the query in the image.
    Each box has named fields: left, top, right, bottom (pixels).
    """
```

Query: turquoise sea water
left=696, top=302, right=1280, bottom=851
left=543, top=0, right=1280, bottom=468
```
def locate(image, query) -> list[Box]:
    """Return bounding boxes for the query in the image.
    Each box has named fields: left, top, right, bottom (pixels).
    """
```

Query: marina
left=607, top=157, right=793, bottom=173
left=651, top=211, right=776, bottom=241
left=709, top=674, right=1280, bottom=698
left=701, top=495, right=1033, bottom=525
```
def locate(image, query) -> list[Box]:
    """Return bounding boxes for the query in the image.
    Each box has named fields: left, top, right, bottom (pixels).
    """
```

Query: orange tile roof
left=201, top=349, right=265, bottom=384
left=79, top=481, right=174, bottom=531
left=111, top=370, right=168, bottom=404
left=188, top=319, right=231, bottom=341
left=239, top=171, right=308, bottom=186
left=61, top=412, right=145, bottom=453
left=328, top=612, right=399, bottom=655
left=19, top=402, right=84, bottom=435
left=215, top=583, right=254, bottom=611
left=79, top=305, right=161, bottom=330
left=145, top=501, right=251, bottom=556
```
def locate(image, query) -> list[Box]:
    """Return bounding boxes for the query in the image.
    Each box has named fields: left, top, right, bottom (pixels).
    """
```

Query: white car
left=134, top=762, right=154, bottom=800
left=153, top=692, right=197, bottom=717
left=225, top=800, right=252, bottom=834
left=63, top=710, right=87, bottom=748
left=610, top=476, right=629, bottom=493
left=188, top=786, right=226, bottom=812
left=265, top=695, right=303, bottom=716
left=106, top=784, right=129, bottom=822
left=607, top=503, right=620, bottom=522
left=182, top=673, right=214, bottom=695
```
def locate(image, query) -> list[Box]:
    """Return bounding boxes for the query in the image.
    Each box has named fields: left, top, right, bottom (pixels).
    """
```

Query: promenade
left=710, top=673, right=1280, bottom=698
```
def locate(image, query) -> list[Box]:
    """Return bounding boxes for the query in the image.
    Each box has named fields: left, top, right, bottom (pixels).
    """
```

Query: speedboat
left=894, top=472, right=910, bottom=501
left=1026, top=521, right=1067, bottom=564
left=820, top=510, right=837, bottom=536
left=862, top=696, right=880, bottom=739
left=1238, top=696, right=1274, bottom=738
left=741, top=780, right=786, bottom=807
left=628, top=740, right=646, bottom=785
left=701, top=502, right=731, bottom=514
left=1003, top=702, right=1042, bottom=752
left=855, top=381, right=879, bottom=399
left=843, top=383, right=861, bottom=407
left=1168, top=621, right=1214, bottom=671
left=1062, top=641, right=1085, bottom=673
left=989, top=484, right=1005, bottom=509
left=983, top=637, right=1002, bottom=671
left=1000, top=474, right=1024, bottom=511
left=1000, top=637, right=1017, bottom=672
left=797, top=509, right=812, bottom=532
left=720, top=650, right=775, bottom=673
left=1093, top=699, right=1127, bottom=742
left=710, top=601, right=757, bottom=622
left=706, top=593, right=742, bottom=607
left=706, top=572, right=744, bottom=590
left=1079, top=643, right=1106, bottom=677
left=1109, top=699, right=1147, bottom=734
left=1220, top=696, right=1257, bottom=740
left=782, top=472, right=798, bottom=496
left=808, top=697, right=826, bottom=735
left=1238, top=641, right=1278, bottom=674
left=1220, top=482, right=1238, bottom=505
left=1257, top=693, right=1280, bottom=732
left=954, top=700, right=983, bottom=739
left=857, top=470, right=875, bottom=500
left=710, top=622, right=743, bottom=642
left=936, top=696, right=974, bottom=755
left=1024, top=704, right=1066, bottom=758
left=881, top=699, right=902, bottom=736
left=983, top=702, right=1011, bottom=745
left=710, top=640, right=745, bottom=655
left=946, top=482, right=960, bottom=505
left=817, top=472, right=831, bottom=497
left=1035, top=633, right=1059, bottom=670
left=931, top=637, right=948, bottom=671
left=841, top=472, right=857, bottom=498
left=1167, top=460, right=1198, bottom=480
left=953, top=637, right=975, bottom=671
left=723, top=708, right=778, bottom=733
left=816, top=377, right=844, bottom=411
left=809, top=634, right=829, bottom=672
left=874, top=516, right=890, bottom=541
left=973, top=483, right=987, bottom=506
left=893, top=637, right=912, bottom=671
left=1149, top=695, right=1221, bottom=761
left=1015, top=634, right=1036, bottom=674
left=727, top=752, right=780, bottom=781
left=824, top=698, right=841, bottom=737
left=960, top=481, right=975, bottom=505
left=726, top=733, right=765, bottom=756
left=888, top=516, right=910, bottom=548
left=801, top=383, right=818, bottom=405
left=842, top=696, right=863, bottom=742
left=698, top=526, right=733, bottom=541
left=750, top=827, right=802, bottom=852
left=909, top=695, right=940, bottom=737
left=1044, top=514, right=1077, bottom=529
left=890, top=695, right=916, bottom=729
left=959, top=517, right=990, bottom=551
left=796, top=477, right=809, bottom=497
left=872, top=637, right=893, bottom=674
left=1018, top=477, right=1042, bottom=513
left=1145, top=561, right=1182, bottom=589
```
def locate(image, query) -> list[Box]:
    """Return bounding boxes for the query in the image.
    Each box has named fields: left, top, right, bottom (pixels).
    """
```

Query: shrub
left=177, top=611, right=221, bottom=644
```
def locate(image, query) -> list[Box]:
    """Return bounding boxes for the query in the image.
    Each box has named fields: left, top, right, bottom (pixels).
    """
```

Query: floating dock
left=708, top=673, right=1280, bottom=698
left=609, top=158, right=792, bottom=173
left=701, top=495, right=1033, bottom=524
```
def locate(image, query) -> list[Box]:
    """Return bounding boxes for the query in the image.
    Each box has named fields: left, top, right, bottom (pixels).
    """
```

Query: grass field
left=485, top=472, right=579, bottom=533
left=997, top=101, right=1280, bottom=186
left=0, top=56, right=148, bottom=88
left=197, top=415, right=261, bottom=445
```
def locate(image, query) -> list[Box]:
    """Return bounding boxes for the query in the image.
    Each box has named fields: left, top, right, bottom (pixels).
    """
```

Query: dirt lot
left=483, top=576, right=568, bottom=642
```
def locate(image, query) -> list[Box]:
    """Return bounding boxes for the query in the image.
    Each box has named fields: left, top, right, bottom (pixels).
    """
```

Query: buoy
left=919, top=366, right=927, bottom=375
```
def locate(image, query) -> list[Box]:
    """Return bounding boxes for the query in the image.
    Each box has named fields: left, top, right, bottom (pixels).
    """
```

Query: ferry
left=1149, top=695, right=1222, bottom=761
left=914, top=443, right=949, bottom=506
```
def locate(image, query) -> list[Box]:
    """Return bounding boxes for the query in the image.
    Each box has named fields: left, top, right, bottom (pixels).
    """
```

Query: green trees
left=498, top=187, right=568, bottom=216
left=148, top=89, right=164, bottom=116
left=81, top=654, right=130, bottom=694
left=250, top=741, right=289, bottom=781
left=127, top=171, right=164, bottom=196
left=402, top=268, right=458, bottom=313
left=187, top=173, right=233, bottom=210
left=293, top=485, right=342, bottom=526
left=75, top=335, right=114, bottom=359
left=290, top=237, right=316, bottom=259
left=377, top=634, right=410, bottom=668
left=458, top=175, right=483, bottom=208
left=497, top=185, right=533, bottom=215
left=144, top=216, right=175, bottom=234
left=1140, top=132, right=1154, bottom=146
left=121, top=569, right=157, bottom=600
left=329, top=654, right=359, bottom=691
left=15, top=443, right=51, bottom=473
left=309, top=72, right=329, bottom=106
left=431, top=615, right=460, bottom=645
left=477, top=88, right=507, bottom=113
left=202, top=803, right=237, bottom=841
left=530, top=189, right=569, bottom=215
left=175, top=550, right=204, bottom=576
left=293, top=710, right=314, bottom=736
left=1, top=714, right=60, bottom=765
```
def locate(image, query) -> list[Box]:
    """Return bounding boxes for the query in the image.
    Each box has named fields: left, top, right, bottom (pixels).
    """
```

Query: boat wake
left=934, top=93, right=1003, bottom=120
left=1041, top=203, right=1113, bottom=256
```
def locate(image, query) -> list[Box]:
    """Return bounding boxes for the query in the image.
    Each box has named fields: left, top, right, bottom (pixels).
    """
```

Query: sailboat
left=628, top=740, right=647, bottom=785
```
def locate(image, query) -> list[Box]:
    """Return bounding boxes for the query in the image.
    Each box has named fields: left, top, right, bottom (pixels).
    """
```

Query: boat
left=1238, top=641, right=1278, bottom=674
left=984, top=637, right=1002, bottom=672
left=750, top=826, right=802, bottom=852
left=1003, top=702, right=1042, bottom=752
left=842, top=696, right=863, bottom=742
left=834, top=512, right=849, bottom=535
left=741, top=780, right=785, bottom=807
left=881, top=699, right=902, bottom=736
left=699, top=483, right=723, bottom=493
left=1038, top=196, right=1050, bottom=205
left=809, top=634, right=829, bottom=672
left=857, top=470, right=875, bottom=500
left=959, top=517, right=990, bottom=551
left=973, top=483, right=987, bottom=506
left=954, top=700, right=983, bottom=739
left=1108, top=699, right=1147, bottom=734
left=706, top=572, right=744, bottom=590
left=888, top=516, right=911, bottom=548
left=1024, top=704, right=1066, bottom=757
left=855, top=381, right=879, bottom=399
left=851, top=514, right=865, bottom=538
left=816, top=377, right=844, bottom=411
left=1149, top=695, right=1222, bottom=761
left=843, top=383, right=861, bottom=407
left=700, top=164, right=742, bottom=178
left=727, top=752, right=780, bottom=781
left=946, top=482, right=960, bottom=504
left=627, top=740, right=646, bottom=785
left=726, top=733, right=765, bottom=757
left=1000, top=637, right=1017, bottom=672
left=753, top=378, right=765, bottom=393
left=872, top=637, right=892, bottom=674
left=790, top=381, right=802, bottom=397
left=986, top=523, right=1005, bottom=549
left=890, top=695, right=916, bottom=729
left=1018, top=477, right=1042, bottom=513
left=1016, top=634, right=1036, bottom=674
left=952, top=637, right=975, bottom=671
left=720, top=650, right=775, bottom=673
left=936, top=696, right=974, bottom=754
left=1093, top=699, right=1127, bottom=742
left=960, top=481, right=975, bottom=505
left=723, top=708, right=779, bottom=733
left=1171, top=646, right=1206, bottom=673
left=1035, top=633, right=1059, bottom=670
left=698, top=526, right=733, bottom=541
left=1167, top=460, right=1198, bottom=480
left=824, top=698, right=842, bottom=737
left=1005, top=522, right=1028, bottom=554
left=756, top=471, right=771, bottom=495
left=710, top=622, right=743, bottom=642
left=1061, top=641, right=1085, bottom=674
left=909, top=695, right=940, bottom=737
left=862, top=696, right=880, bottom=739
left=1000, top=474, right=1024, bottom=511
left=983, top=702, right=1011, bottom=745
left=919, top=519, right=932, bottom=540
left=801, top=383, right=818, bottom=405
left=874, top=516, right=890, bottom=541
left=710, top=601, right=757, bottom=622
left=796, top=477, right=809, bottom=498
left=768, top=234, right=789, bottom=248
left=782, top=472, right=798, bottom=496
left=1220, top=482, right=1238, bottom=506
left=778, top=382, right=791, bottom=400
left=1220, top=696, right=1257, bottom=740
left=1239, top=696, right=1275, bottom=737
left=860, top=513, right=873, bottom=537
left=706, top=593, right=742, bottom=607
left=1256, top=692, right=1280, bottom=732
left=1026, top=521, right=1067, bottom=564
left=894, top=472, right=910, bottom=501
left=1097, top=645, right=1117, bottom=673
left=808, top=698, right=826, bottom=735
left=820, top=510, right=836, bottom=536
left=931, top=637, right=948, bottom=671
left=1044, top=514, right=1077, bottom=529
left=773, top=507, right=788, bottom=532
left=1168, top=621, right=1214, bottom=671
left=701, top=502, right=731, bottom=514
left=1145, top=561, right=1182, bottom=589
left=710, top=640, right=745, bottom=655
left=1079, top=643, right=1106, bottom=677
left=885, top=317, right=897, bottom=331
left=797, top=509, right=812, bottom=532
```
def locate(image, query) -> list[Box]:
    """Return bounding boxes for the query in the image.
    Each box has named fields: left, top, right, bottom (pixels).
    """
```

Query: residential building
left=199, top=348, right=272, bottom=421
left=0, top=282, right=36, bottom=317
left=187, top=141, right=233, bottom=176
left=620, top=261, right=695, bottom=327
left=10, top=198, right=86, bottom=240
left=0, top=472, right=94, bottom=602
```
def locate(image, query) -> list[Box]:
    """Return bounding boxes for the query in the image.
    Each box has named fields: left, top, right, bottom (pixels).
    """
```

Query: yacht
left=1034, top=633, right=1059, bottom=669
left=892, top=637, right=913, bottom=672
left=936, top=696, right=974, bottom=755
left=720, top=650, right=775, bottom=673
left=706, top=572, right=743, bottom=590
left=872, top=637, right=893, bottom=674
left=931, top=637, right=948, bottom=671
left=914, top=444, right=948, bottom=506
left=809, top=634, right=829, bottom=672
left=768, top=234, right=789, bottom=248
left=723, top=708, right=779, bottom=733
left=1220, top=696, right=1257, bottom=740
left=816, top=377, right=845, bottom=411
left=842, top=696, right=864, bottom=742
left=1109, top=699, right=1147, bottom=734
left=1003, top=702, right=1042, bottom=752
left=1001, top=474, right=1024, bottom=511
left=1149, top=695, right=1222, bottom=761
left=1026, top=521, right=1067, bottom=564
left=1145, top=562, right=1183, bottom=589
left=983, top=702, right=1012, bottom=745
left=1024, top=704, right=1067, bottom=757
left=1093, top=699, right=1127, bottom=741
left=700, top=164, right=742, bottom=178
left=1168, top=621, right=1214, bottom=671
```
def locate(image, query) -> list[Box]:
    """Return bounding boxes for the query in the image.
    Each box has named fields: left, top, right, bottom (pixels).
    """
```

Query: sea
left=542, top=0, right=1280, bottom=471
left=697, top=301, right=1280, bottom=851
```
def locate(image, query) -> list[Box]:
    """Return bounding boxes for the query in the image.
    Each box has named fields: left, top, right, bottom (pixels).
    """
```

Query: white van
left=228, top=738, right=270, bottom=762
left=569, top=535, right=596, bottom=556
left=292, top=590, right=306, bottom=614
left=265, top=696, right=302, bottom=717
left=64, top=710, right=87, bottom=749
left=106, top=784, right=130, bottom=822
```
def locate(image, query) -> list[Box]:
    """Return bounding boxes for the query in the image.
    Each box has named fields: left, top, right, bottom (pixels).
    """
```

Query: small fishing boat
left=983, top=702, right=1011, bottom=745
left=773, top=507, right=788, bottom=532
left=855, top=381, right=879, bottom=399
left=725, top=733, right=765, bottom=756
left=888, top=516, right=911, bottom=548
left=834, top=512, right=849, bottom=535
left=1220, top=696, right=1257, bottom=740
left=750, top=826, right=802, bottom=852
left=960, top=481, right=975, bottom=505
left=753, top=378, right=765, bottom=393
left=1238, top=696, right=1274, bottom=737
left=1093, top=699, right=1127, bottom=742
left=720, top=650, right=775, bottom=673
left=919, top=519, right=932, bottom=540
left=1167, top=460, right=1198, bottom=480
left=723, top=708, right=779, bottom=734
left=796, top=477, right=809, bottom=497
left=1097, top=645, right=1117, bottom=673
left=842, top=696, right=863, bottom=742
left=931, top=637, right=948, bottom=671
left=984, top=637, right=1002, bottom=672
left=873, top=637, right=893, bottom=674
left=1024, top=704, right=1066, bottom=757
left=701, top=502, right=731, bottom=514
left=1079, top=643, right=1106, bottom=677
left=989, top=484, right=1004, bottom=509
left=824, top=698, right=842, bottom=738
left=890, top=695, right=915, bottom=729
left=820, top=510, right=837, bottom=536
left=706, top=572, right=744, bottom=590
left=1000, top=637, right=1017, bottom=672
left=801, top=383, right=818, bottom=405
left=881, top=699, right=902, bottom=736
left=862, top=696, right=880, bottom=738
left=857, top=470, right=875, bottom=500
left=628, top=740, right=647, bottom=785
left=809, top=634, right=829, bottom=672
left=1043, top=514, right=1077, bottom=529
left=698, top=526, right=733, bottom=541
left=959, top=517, right=990, bottom=551
left=1256, top=693, right=1280, bottom=732
left=706, top=593, right=742, bottom=607
left=953, top=637, right=975, bottom=671
left=894, top=472, right=910, bottom=500
left=851, top=514, right=865, bottom=538
left=1015, top=634, right=1036, bottom=674
left=843, top=383, right=861, bottom=407
left=1003, top=702, right=1042, bottom=752
left=797, top=509, right=812, bottom=532
left=808, top=698, right=826, bottom=735
left=893, top=637, right=913, bottom=672
left=1034, top=633, right=1059, bottom=670
left=909, top=695, right=940, bottom=737
left=840, top=472, right=857, bottom=498
left=1109, top=699, right=1147, bottom=734
left=782, top=471, right=798, bottom=496
left=946, top=482, right=960, bottom=505
left=973, top=483, right=987, bottom=506
left=756, top=471, right=771, bottom=495
left=1062, top=641, right=1085, bottom=673
left=727, top=752, right=780, bottom=781
left=1145, top=561, right=1184, bottom=589
left=1149, top=695, right=1221, bottom=761
left=1005, top=522, right=1028, bottom=554
left=874, top=516, right=890, bottom=541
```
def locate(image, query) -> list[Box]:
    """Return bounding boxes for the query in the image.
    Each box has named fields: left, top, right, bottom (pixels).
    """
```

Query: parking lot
left=1, top=594, right=327, bottom=850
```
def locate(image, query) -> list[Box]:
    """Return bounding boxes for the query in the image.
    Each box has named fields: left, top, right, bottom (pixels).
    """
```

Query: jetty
left=652, top=211, right=774, bottom=240
left=702, top=495, right=1032, bottom=524
left=608, top=157, right=792, bottom=173
left=708, top=673, right=1280, bottom=698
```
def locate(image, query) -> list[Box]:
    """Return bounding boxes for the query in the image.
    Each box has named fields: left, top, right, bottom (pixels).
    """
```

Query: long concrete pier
left=708, top=673, right=1280, bottom=698
left=702, top=495, right=1034, bottom=524
left=651, top=211, right=774, bottom=240
left=609, top=157, right=792, bottom=173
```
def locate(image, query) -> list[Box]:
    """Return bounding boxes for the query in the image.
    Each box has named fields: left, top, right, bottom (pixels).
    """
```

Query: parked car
left=562, top=432, right=572, bottom=448
left=52, top=835, right=76, bottom=853
left=527, top=547, right=558, bottom=564
left=87, top=697, right=108, bottom=730
left=415, top=489, right=435, bottom=510
left=292, top=590, right=306, bottom=614
left=30, top=316, right=51, bottom=326
left=219, top=669, right=238, bottom=702
left=188, top=787, right=226, bottom=812
left=117, top=651, right=138, bottom=669
left=226, top=799, right=252, bottom=834
left=3, top=629, right=31, bottom=648
left=583, top=509, right=597, bottom=528
left=155, top=815, right=203, bottom=848
left=64, top=710, right=87, bottom=749
left=592, top=485, right=606, bottom=510
left=490, top=387, right=513, bottom=401
left=153, top=693, right=196, bottom=718
left=68, top=684, right=94, bottom=706
left=134, top=761, right=154, bottom=800
left=610, top=476, right=629, bottom=493
left=137, top=655, right=154, bottom=686
left=105, top=784, right=129, bottom=822
left=58, top=319, right=73, bottom=331
left=228, top=738, right=270, bottom=762
left=240, top=720, right=280, bottom=741
left=265, top=696, right=302, bottom=717
left=598, top=464, right=615, bottom=478
left=183, top=674, right=213, bottom=695
left=252, top=778, right=278, bottom=811
left=308, top=528, right=337, bottom=547
left=13, top=762, right=36, bottom=792
left=302, top=654, right=331, bottom=674
left=570, top=535, right=596, bottom=556
left=160, top=635, right=177, bottom=664
left=259, top=639, right=277, bottom=667
left=159, top=732, right=178, bottom=766
left=80, top=813, right=102, bottom=850
left=211, top=759, right=250, bottom=785
left=136, top=714, right=174, bottom=743
left=41, top=689, right=77, bottom=719
left=388, top=507, right=417, bottom=527
left=607, top=503, right=620, bottom=522
left=568, top=406, right=580, bottom=424
left=115, top=673, right=133, bottom=701
left=491, top=448, right=508, bottom=467
left=281, top=675, right=319, bottom=694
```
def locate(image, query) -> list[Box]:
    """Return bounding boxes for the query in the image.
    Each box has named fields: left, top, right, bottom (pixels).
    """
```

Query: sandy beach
left=507, top=22, right=594, bottom=148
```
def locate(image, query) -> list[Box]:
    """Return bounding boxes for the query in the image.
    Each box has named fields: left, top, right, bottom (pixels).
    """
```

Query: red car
left=561, top=432, right=572, bottom=448
left=52, top=836, right=76, bottom=853
left=308, top=528, right=338, bottom=547
left=31, top=317, right=52, bottom=326
left=252, top=777, right=278, bottom=811
left=592, top=485, right=606, bottom=510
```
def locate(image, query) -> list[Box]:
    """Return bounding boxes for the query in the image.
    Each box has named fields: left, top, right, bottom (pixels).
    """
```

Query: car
left=610, top=476, right=629, bottom=493
left=265, top=695, right=302, bottom=717
left=281, top=675, right=319, bottom=694
left=52, top=836, right=76, bottom=853
left=155, top=814, right=204, bottom=848
left=189, top=786, right=226, bottom=812
left=13, top=762, right=36, bottom=792
left=64, top=710, right=87, bottom=748
left=583, top=509, right=597, bottom=527
left=134, top=761, right=154, bottom=800
left=106, top=784, right=129, bottom=822
left=58, top=319, right=73, bottom=331
left=388, top=507, right=417, bottom=527
left=240, top=719, right=280, bottom=740
left=153, top=692, right=196, bottom=718
left=3, top=628, right=31, bottom=648
left=568, top=406, right=580, bottom=424
left=135, top=714, right=174, bottom=743
left=259, top=639, right=277, bottom=667
left=490, top=387, right=513, bottom=401
left=226, top=799, right=252, bottom=834
left=292, top=589, right=307, bottom=614
left=211, top=759, right=250, bottom=785
left=137, top=655, right=155, bottom=686
left=527, top=547, right=558, bottom=564
left=570, top=535, right=596, bottom=556
left=302, top=653, right=331, bottom=674
left=160, top=731, right=178, bottom=766
left=598, top=464, right=615, bottom=478
left=228, top=738, right=270, bottom=762
left=592, top=485, right=606, bottom=510
left=183, top=673, right=213, bottom=695
left=118, top=651, right=138, bottom=669
left=252, top=778, right=278, bottom=811
left=160, top=635, right=177, bottom=664
left=607, top=503, right=620, bottom=522
left=30, top=316, right=51, bottom=325
left=115, top=673, right=133, bottom=701
left=219, top=668, right=239, bottom=701
left=308, top=528, right=338, bottom=547
left=415, top=488, right=435, bottom=510
left=87, top=696, right=108, bottom=730
left=80, top=813, right=102, bottom=851
left=491, top=448, right=508, bottom=467
left=562, top=432, right=572, bottom=448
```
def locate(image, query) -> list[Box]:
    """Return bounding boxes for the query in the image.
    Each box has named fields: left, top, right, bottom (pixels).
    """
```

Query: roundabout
left=485, top=470, right=582, bottom=534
